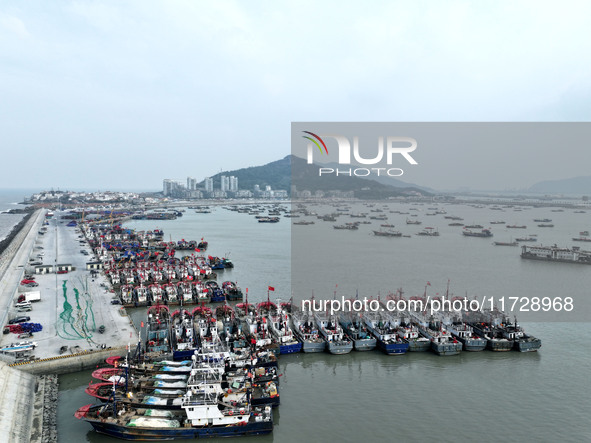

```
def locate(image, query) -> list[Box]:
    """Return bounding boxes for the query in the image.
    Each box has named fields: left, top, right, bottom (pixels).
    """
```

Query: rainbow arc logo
left=302, top=131, right=328, bottom=155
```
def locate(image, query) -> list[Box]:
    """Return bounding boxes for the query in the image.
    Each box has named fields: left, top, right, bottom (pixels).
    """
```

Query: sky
left=1, top=1, right=591, bottom=191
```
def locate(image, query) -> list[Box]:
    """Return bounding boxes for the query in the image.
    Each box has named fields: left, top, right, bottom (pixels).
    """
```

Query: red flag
left=427, top=282, right=431, bottom=286
left=268, top=286, right=275, bottom=291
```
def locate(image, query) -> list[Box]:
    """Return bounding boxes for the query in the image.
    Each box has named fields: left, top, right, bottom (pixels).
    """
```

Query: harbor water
left=51, top=201, right=591, bottom=442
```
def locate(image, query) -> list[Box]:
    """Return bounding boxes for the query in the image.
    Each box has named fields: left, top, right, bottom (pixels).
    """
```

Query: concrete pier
left=0, top=207, right=141, bottom=441
left=0, top=208, right=139, bottom=360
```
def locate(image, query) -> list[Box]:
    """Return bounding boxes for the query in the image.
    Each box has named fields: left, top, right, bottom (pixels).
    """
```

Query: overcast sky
left=2, top=1, right=591, bottom=191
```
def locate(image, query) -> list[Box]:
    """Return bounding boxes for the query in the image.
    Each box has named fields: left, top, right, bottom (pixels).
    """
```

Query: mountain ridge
left=202, top=155, right=431, bottom=198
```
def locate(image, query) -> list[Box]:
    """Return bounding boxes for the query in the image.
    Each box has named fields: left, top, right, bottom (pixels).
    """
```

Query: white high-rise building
left=163, top=179, right=174, bottom=196
left=220, top=175, right=230, bottom=192
left=187, top=177, right=197, bottom=190
left=204, top=177, right=214, bottom=192
left=229, top=176, right=238, bottom=192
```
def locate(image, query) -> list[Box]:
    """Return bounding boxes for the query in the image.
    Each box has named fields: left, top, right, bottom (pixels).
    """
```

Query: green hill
left=203, top=156, right=292, bottom=192
left=202, top=155, right=430, bottom=198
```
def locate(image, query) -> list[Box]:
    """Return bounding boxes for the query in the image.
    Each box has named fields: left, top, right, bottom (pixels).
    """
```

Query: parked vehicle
left=8, top=316, right=31, bottom=324
left=17, top=292, right=41, bottom=303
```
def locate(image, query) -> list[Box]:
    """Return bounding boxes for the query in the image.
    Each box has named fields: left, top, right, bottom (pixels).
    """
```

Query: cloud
left=2, top=1, right=591, bottom=189
left=0, top=13, right=30, bottom=39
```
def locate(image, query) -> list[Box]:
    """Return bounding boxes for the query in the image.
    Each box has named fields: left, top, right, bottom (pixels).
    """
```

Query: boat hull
left=456, top=337, right=487, bottom=352
left=514, top=338, right=542, bottom=352
left=279, top=342, right=302, bottom=354
left=430, top=341, right=462, bottom=356
left=352, top=338, right=377, bottom=351
left=86, top=418, right=273, bottom=440
left=377, top=340, right=409, bottom=355
left=487, top=339, right=514, bottom=351
left=172, top=349, right=196, bottom=361
left=326, top=342, right=353, bottom=354
left=406, top=340, right=430, bottom=352
left=252, top=396, right=280, bottom=408
left=301, top=341, right=326, bottom=353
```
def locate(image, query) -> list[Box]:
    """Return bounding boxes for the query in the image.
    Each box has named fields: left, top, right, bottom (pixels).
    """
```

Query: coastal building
left=163, top=179, right=174, bottom=196
left=187, top=177, right=197, bottom=191
left=220, top=175, right=230, bottom=192
left=229, top=176, right=238, bottom=192
left=204, top=177, right=214, bottom=193
left=210, top=190, right=227, bottom=198
left=235, top=190, right=253, bottom=198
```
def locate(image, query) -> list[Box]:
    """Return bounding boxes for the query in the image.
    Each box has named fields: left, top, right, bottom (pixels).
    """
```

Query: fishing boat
left=176, top=282, right=194, bottom=303
left=411, top=313, right=462, bottom=356
left=145, top=305, right=172, bottom=358
left=290, top=308, right=325, bottom=353
left=222, top=281, right=243, bottom=301
left=215, top=304, right=249, bottom=353
left=120, top=285, right=134, bottom=304
left=469, top=320, right=514, bottom=351
left=205, top=281, right=225, bottom=303
left=315, top=313, right=353, bottom=354
left=242, top=303, right=280, bottom=355
left=194, top=281, right=210, bottom=304
left=493, top=241, right=518, bottom=246
left=364, top=312, right=409, bottom=355
left=572, top=236, right=591, bottom=242
left=76, top=397, right=273, bottom=439
left=445, top=320, right=487, bottom=351
left=417, top=227, right=439, bottom=236
left=333, top=224, right=358, bottom=230
left=267, top=308, right=302, bottom=354
left=149, top=284, right=164, bottom=304
left=395, top=318, right=430, bottom=352
left=499, top=318, right=542, bottom=352
left=135, top=284, right=149, bottom=305
left=515, top=236, right=537, bottom=242
left=162, top=283, right=177, bottom=303
left=338, top=311, right=376, bottom=351
left=373, top=229, right=402, bottom=237
left=463, top=228, right=493, bottom=237
left=171, top=309, right=195, bottom=361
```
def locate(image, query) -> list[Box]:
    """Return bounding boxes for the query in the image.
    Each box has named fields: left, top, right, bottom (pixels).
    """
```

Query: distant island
left=528, top=176, right=591, bottom=195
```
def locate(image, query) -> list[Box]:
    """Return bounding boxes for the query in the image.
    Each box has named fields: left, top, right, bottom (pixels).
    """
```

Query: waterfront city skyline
left=2, top=2, right=591, bottom=191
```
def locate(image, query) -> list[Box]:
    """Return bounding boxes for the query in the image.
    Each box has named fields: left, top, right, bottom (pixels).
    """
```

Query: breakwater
left=0, top=208, right=34, bottom=255
left=31, top=374, right=58, bottom=443
left=10, top=346, right=128, bottom=376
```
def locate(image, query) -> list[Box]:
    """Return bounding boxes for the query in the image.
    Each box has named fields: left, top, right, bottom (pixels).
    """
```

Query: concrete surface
left=0, top=210, right=139, bottom=360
